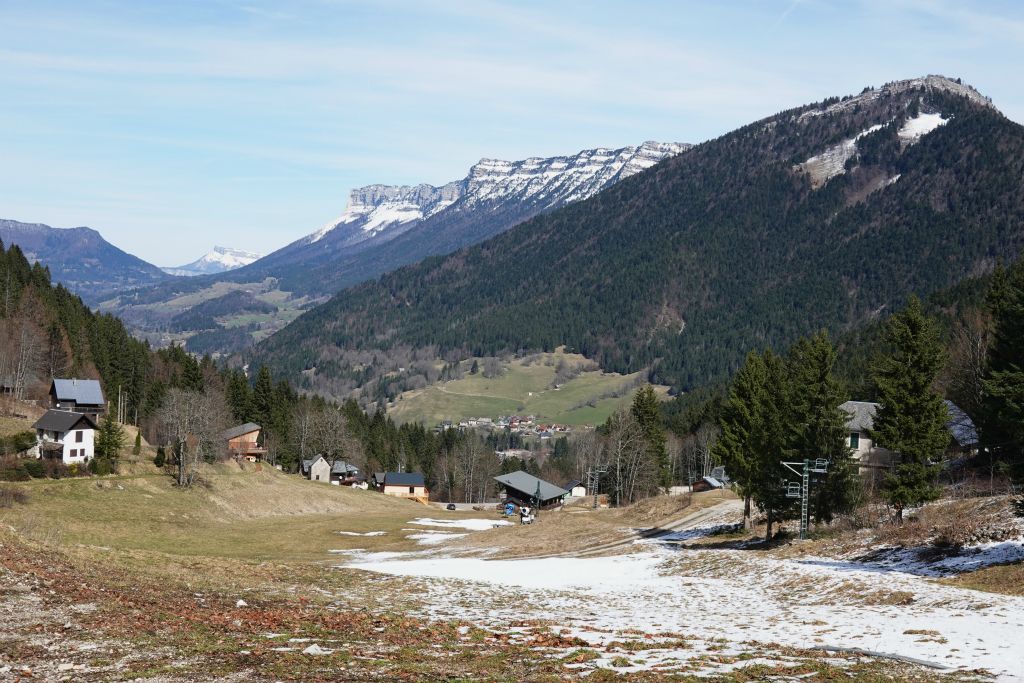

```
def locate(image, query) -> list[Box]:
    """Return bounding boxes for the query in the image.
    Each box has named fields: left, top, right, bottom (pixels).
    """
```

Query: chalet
left=692, top=476, right=724, bottom=493
left=307, top=455, right=362, bottom=485
left=31, top=410, right=97, bottom=464
left=49, top=379, right=105, bottom=420
left=222, top=423, right=266, bottom=462
left=494, top=470, right=569, bottom=509
left=564, top=479, right=587, bottom=497
left=376, top=472, right=428, bottom=502
left=842, top=400, right=980, bottom=468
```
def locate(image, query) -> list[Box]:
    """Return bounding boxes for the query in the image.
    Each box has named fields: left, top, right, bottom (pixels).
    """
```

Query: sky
left=1, top=0, right=1023, bottom=266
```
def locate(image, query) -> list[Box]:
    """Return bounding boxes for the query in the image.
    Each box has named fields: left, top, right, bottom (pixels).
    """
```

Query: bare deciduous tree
left=156, top=388, right=229, bottom=487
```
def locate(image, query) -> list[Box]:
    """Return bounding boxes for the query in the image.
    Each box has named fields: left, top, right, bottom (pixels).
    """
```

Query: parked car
left=446, top=503, right=456, bottom=511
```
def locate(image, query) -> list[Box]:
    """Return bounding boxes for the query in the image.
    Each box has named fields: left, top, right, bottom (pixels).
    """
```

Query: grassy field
left=387, top=350, right=670, bottom=426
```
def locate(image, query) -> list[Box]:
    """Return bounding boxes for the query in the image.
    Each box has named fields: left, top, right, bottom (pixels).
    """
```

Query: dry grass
left=0, top=464, right=503, bottom=561
left=940, top=561, right=1024, bottom=596
left=454, top=489, right=738, bottom=558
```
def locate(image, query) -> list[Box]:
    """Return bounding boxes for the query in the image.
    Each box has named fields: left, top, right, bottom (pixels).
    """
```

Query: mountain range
left=250, top=76, right=1024, bottom=405
left=0, top=219, right=168, bottom=303
left=99, top=140, right=689, bottom=350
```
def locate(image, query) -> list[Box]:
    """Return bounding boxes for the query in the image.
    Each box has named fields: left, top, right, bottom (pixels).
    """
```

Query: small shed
left=494, top=471, right=569, bottom=509
left=692, top=476, right=724, bottom=493
left=564, top=479, right=587, bottom=497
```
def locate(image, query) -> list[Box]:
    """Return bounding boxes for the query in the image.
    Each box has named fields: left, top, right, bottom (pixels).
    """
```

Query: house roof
left=842, top=399, right=979, bottom=447
left=944, top=400, right=979, bottom=447
left=494, top=471, right=569, bottom=502
left=841, top=401, right=877, bottom=432
left=32, top=409, right=97, bottom=433
left=331, top=460, right=359, bottom=475
left=564, top=479, right=582, bottom=490
left=222, top=422, right=261, bottom=440
left=51, top=378, right=104, bottom=406
left=702, top=476, right=723, bottom=489
left=384, top=472, right=425, bottom=487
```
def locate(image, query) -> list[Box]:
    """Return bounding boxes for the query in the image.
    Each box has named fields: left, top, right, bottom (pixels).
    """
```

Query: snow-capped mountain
left=302, top=141, right=689, bottom=250
left=163, top=246, right=262, bottom=277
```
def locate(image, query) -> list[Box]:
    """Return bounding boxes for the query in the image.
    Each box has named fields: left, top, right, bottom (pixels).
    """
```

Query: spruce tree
left=713, top=351, right=768, bottom=529
left=787, top=332, right=858, bottom=523
left=981, top=260, right=1024, bottom=483
left=870, top=296, right=948, bottom=523
left=95, top=412, right=126, bottom=462
left=747, top=350, right=797, bottom=540
left=133, top=430, right=142, bottom=456
left=631, top=385, right=669, bottom=489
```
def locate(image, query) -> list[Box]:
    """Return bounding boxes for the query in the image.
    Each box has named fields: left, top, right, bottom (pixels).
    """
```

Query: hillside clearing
left=387, top=350, right=670, bottom=426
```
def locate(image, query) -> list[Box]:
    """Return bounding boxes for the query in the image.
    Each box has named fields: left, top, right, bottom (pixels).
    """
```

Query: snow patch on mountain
left=163, top=246, right=262, bottom=276
left=304, top=141, right=689, bottom=247
left=795, top=124, right=884, bottom=188
left=897, top=112, right=948, bottom=143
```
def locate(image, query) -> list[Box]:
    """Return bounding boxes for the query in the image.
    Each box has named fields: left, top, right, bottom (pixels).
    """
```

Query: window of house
left=850, top=432, right=860, bottom=449
left=409, top=486, right=415, bottom=494
left=75, top=430, right=83, bottom=443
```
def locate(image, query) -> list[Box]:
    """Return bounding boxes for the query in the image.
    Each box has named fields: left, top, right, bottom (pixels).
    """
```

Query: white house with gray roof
left=841, top=399, right=979, bottom=469
left=31, top=409, right=97, bottom=464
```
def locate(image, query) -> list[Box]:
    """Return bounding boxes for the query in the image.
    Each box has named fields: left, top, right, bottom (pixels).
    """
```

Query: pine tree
left=631, top=385, right=669, bottom=489
left=133, top=430, right=142, bottom=455
left=870, top=296, right=948, bottom=523
left=787, top=332, right=859, bottom=523
left=154, top=446, right=166, bottom=468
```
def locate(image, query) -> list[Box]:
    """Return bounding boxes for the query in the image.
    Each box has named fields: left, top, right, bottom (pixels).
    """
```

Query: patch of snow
left=336, top=531, right=387, bottom=537
left=796, top=124, right=884, bottom=187
left=302, top=644, right=333, bottom=655
left=410, top=518, right=513, bottom=531
left=408, top=532, right=468, bottom=546
left=339, top=518, right=1024, bottom=680
left=898, top=112, right=948, bottom=143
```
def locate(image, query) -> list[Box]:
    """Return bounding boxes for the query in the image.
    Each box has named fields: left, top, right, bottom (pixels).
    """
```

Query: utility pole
left=781, top=458, right=828, bottom=540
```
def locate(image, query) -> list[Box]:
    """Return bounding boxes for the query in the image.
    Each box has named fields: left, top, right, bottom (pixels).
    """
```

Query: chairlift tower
left=586, top=466, right=607, bottom=509
left=781, top=458, right=828, bottom=540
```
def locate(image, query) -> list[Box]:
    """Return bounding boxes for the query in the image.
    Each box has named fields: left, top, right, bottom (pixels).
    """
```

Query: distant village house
left=222, top=423, right=266, bottom=462
left=305, top=455, right=362, bottom=485
left=494, top=470, right=569, bottom=509
left=49, top=378, right=105, bottom=421
left=373, top=472, right=429, bottom=502
left=31, top=410, right=97, bottom=464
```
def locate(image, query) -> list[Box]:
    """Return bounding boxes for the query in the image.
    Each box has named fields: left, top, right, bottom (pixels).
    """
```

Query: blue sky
left=1, top=0, right=1022, bottom=265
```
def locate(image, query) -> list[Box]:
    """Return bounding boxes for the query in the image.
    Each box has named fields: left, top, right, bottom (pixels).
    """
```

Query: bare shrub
left=0, top=486, right=28, bottom=507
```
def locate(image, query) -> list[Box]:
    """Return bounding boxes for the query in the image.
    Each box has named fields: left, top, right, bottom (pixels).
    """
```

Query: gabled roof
left=223, top=423, right=261, bottom=440
left=384, top=471, right=425, bottom=487
left=33, top=409, right=97, bottom=433
left=564, top=479, right=582, bottom=490
left=51, top=379, right=104, bottom=406
left=331, top=460, right=359, bottom=475
left=841, top=401, right=877, bottom=432
left=494, top=471, right=569, bottom=502
left=944, top=400, right=979, bottom=447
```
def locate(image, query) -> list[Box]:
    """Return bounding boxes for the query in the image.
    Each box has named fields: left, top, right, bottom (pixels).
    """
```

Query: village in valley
left=3, top=3, right=1024, bottom=681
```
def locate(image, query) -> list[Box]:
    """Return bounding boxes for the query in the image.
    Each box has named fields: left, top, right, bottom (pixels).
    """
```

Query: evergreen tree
left=252, top=366, right=274, bottom=429
left=747, top=350, right=797, bottom=540
left=133, top=430, right=142, bottom=455
left=154, top=446, right=166, bottom=468
left=787, top=332, right=859, bottom=523
left=981, top=260, right=1024, bottom=483
left=94, top=412, right=126, bottom=462
left=713, top=351, right=768, bottom=529
left=870, top=296, right=948, bottom=523
left=631, top=385, right=669, bottom=489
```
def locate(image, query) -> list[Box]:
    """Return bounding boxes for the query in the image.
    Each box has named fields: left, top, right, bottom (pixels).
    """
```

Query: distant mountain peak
left=797, top=75, right=995, bottom=123
left=163, top=246, right=262, bottom=277
left=303, top=141, right=689, bottom=247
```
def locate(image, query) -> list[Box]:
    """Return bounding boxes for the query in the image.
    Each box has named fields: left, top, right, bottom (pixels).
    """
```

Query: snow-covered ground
left=340, top=507, right=1024, bottom=679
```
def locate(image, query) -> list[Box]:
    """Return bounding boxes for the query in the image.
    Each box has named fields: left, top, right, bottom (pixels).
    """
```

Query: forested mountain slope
left=253, top=76, right=1024, bottom=398
left=106, top=142, right=686, bottom=354
left=0, top=219, right=168, bottom=304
